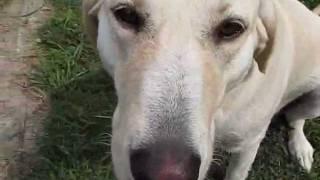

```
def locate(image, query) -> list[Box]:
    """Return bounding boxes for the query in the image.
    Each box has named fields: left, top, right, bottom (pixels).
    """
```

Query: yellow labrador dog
left=83, top=0, right=320, bottom=179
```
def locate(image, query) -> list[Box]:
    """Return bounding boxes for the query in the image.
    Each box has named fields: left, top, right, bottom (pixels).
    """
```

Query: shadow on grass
left=25, top=1, right=118, bottom=178
left=27, top=70, right=117, bottom=180
left=247, top=120, right=320, bottom=180
left=208, top=118, right=320, bottom=180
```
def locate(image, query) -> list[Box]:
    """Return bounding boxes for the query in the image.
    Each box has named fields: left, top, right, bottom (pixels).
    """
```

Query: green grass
left=27, top=0, right=320, bottom=179
left=27, top=1, right=116, bottom=179
left=302, top=0, right=320, bottom=8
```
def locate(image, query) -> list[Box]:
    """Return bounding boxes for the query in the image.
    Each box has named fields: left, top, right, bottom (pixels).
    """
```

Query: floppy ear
left=254, top=0, right=277, bottom=73
left=82, top=0, right=118, bottom=77
left=82, top=0, right=103, bottom=47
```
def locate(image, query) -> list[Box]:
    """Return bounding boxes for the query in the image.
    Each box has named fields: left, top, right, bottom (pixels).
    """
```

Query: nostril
left=130, top=143, right=201, bottom=180
left=130, top=149, right=152, bottom=180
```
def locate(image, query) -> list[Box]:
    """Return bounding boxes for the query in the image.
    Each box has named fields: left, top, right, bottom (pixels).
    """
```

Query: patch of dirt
left=0, top=0, right=11, bottom=9
left=0, top=0, right=51, bottom=179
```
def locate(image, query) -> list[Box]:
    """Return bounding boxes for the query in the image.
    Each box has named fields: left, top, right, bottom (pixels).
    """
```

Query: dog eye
left=112, top=5, right=144, bottom=32
left=216, top=19, right=246, bottom=40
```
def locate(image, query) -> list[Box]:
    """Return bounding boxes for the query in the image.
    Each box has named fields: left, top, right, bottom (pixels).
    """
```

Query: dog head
left=83, top=0, right=277, bottom=179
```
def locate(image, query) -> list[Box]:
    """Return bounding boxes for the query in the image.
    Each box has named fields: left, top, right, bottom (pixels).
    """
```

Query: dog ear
left=254, top=0, right=277, bottom=73
left=82, top=0, right=103, bottom=47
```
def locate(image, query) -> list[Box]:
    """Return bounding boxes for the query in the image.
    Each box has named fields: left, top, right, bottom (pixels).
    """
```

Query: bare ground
left=0, top=0, right=51, bottom=179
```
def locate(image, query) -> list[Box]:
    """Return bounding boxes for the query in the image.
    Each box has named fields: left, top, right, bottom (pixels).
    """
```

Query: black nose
left=130, top=140, right=201, bottom=180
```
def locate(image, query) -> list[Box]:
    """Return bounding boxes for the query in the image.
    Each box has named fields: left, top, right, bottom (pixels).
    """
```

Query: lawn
left=27, top=0, right=320, bottom=179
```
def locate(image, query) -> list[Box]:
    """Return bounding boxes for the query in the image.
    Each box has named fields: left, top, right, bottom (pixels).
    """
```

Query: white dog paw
left=288, top=133, right=314, bottom=172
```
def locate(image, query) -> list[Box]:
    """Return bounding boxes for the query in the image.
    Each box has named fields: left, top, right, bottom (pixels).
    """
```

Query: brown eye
left=112, top=5, right=144, bottom=32
left=217, top=19, right=246, bottom=40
